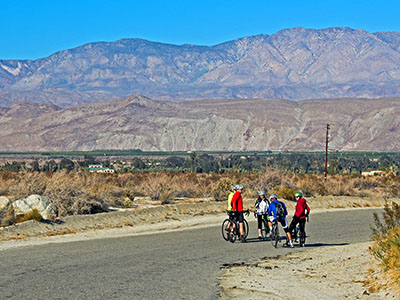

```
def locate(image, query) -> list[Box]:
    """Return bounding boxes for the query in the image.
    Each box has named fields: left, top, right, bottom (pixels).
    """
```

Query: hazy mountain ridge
left=2, top=27, right=400, bottom=106
left=0, top=95, right=398, bottom=152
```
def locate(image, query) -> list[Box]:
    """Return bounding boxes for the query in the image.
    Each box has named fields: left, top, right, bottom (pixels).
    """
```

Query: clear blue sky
left=1, top=0, right=400, bottom=60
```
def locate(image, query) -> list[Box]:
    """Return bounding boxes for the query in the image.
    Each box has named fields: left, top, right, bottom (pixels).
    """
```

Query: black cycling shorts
left=277, top=217, right=289, bottom=232
left=257, top=214, right=267, bottom=229
left=233, top=211, right=244, bottom=223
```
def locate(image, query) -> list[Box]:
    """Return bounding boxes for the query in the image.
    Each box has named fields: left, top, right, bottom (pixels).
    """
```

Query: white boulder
left=12, top=194, right=56, bottom=219
left=0, top=196, right=10, bottom=211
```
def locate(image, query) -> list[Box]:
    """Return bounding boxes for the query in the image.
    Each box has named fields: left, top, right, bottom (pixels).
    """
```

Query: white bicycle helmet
left=269, top=193, right=278, bottom=200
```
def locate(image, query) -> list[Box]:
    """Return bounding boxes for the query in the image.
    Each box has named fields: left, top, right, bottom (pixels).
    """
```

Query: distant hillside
left=2, top=27, right=400, bottom=106
left=0, top=95, right=398, bottom=152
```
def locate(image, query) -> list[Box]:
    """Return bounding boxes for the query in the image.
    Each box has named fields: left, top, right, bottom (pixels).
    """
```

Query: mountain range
left=0, top=95, right=398, bottom=152
left=3, top=27, right=400, bottom=106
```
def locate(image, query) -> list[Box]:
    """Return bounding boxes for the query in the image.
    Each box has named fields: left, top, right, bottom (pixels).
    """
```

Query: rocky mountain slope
left=2, top=27, right=400, bottom=106
left=0, top=95, right=398, bottom=151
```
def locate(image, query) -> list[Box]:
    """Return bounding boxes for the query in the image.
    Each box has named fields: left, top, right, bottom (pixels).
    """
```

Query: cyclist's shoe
left=240, top=236, right=247, bottom=243
left=258, top=235, right=263, bottom=240
left=289, top=241, right=294, bottom=248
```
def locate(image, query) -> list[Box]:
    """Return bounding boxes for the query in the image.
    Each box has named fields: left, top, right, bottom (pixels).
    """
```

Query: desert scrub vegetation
left=15, top=208, right=43, bottom=223
left=369, top=202, right=400, bottom=296
left=213, top=177, right=234, bottom=201
left=0, top=170, right=399, bottom=219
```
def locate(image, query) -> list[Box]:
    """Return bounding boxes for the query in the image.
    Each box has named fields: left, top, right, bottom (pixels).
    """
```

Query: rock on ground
left=0, top=196, right=10, bottom=211
left=12, top=195, right=56, bottom=219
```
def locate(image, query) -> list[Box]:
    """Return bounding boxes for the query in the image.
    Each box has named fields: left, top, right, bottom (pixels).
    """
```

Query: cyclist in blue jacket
left=267, top=194, right=294, bottom=248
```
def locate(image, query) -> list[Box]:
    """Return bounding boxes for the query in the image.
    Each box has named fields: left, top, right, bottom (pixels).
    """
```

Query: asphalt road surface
left=0, top=209, right=380, bottom=300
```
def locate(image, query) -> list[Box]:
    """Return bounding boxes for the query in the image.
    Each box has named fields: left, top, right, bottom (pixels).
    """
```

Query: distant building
left=88, top=164, right=103, bottom=169
left=361, top=170, right=386, bottom=176
left=88, top=164, right=115, bottom=173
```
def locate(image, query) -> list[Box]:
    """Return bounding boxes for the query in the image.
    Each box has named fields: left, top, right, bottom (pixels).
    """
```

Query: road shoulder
left=218, top=242, right=397, bottom=300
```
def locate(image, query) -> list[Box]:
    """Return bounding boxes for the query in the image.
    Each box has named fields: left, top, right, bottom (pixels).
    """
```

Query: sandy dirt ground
left=219, top=242, right=398, bottom=300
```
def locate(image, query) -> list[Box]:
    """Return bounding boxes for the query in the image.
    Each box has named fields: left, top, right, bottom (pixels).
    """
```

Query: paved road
left=0, top=209, right=379, bottom=300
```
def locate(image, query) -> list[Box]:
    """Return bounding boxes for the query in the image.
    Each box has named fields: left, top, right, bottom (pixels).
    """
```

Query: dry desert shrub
left=15, top=208, right=43, bottom=223
left=0, top=172, right=18, bottom=197
left=250, top=171, right=282, bottom=192
left=351, top=176, right=380, bottom=190
left=323, top=176, right=355, bottom=196
left=42, top=171, right=109, bottom=216
left=0, top=170, right=399, bottom=219
left=371, top=202, right=400, bottom=238
left=213, top=177, right=234, bottom=202
left=0, top=205, right=15, bottom=226
left=370, top=202, right=400, bottom=296
left=296, top=174, right=328, bottom=197
left=7, top=172, right=47, bottom=200
left=138, top=173, right=175, bottom=204
left=195, top=173, right=217, bottom=197
left=276, top=186, right=296, bottom=200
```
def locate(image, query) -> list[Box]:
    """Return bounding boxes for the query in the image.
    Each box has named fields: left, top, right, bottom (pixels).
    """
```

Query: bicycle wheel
left=270, top=224, right=276, bottom=247
left=293, top=225, right=300, bottom=243
left=243, top=219, right=249, bottom=239
left=272, top=224, right=279, bottom=248
left=221, top=219, right=231, bottom=241
left=229, top=220, right=237, bottom=243
left=299, top=231, right=306, bottom=247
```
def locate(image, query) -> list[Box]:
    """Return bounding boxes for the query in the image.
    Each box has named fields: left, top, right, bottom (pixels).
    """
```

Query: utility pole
left=324, top=123, right=330, bottom=180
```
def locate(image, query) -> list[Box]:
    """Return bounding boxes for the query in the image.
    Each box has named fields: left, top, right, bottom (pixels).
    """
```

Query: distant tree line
left=1, top=153, right=399, bottom=174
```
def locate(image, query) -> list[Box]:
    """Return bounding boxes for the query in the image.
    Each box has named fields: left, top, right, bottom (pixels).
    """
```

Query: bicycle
left=221, top=211, right=233, bottom=241
left=222, top=210, right=249, bottom=243
left=292, top=223, right=307, bottom=247
left=269, top=219, right=280, bottom=248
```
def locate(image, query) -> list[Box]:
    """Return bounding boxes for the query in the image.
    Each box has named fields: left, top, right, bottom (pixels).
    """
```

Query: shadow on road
left=302, top=242, right=349, bottom=247
left=242, top=237, right=349, bottom=248
left=244, top=237, right=270, bottom=243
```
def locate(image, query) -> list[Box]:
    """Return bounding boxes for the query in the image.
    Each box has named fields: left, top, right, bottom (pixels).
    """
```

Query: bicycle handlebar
left=227, top=209, right=251, bottom=216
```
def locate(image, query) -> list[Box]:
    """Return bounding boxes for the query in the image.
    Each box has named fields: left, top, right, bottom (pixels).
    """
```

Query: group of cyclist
left=227, top=184, right=310, bottom=247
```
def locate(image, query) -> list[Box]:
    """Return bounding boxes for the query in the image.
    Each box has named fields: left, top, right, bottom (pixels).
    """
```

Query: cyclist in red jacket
left=231, top=184, right=246, bottom=242
left=288, top=192, right=310, bottom=246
